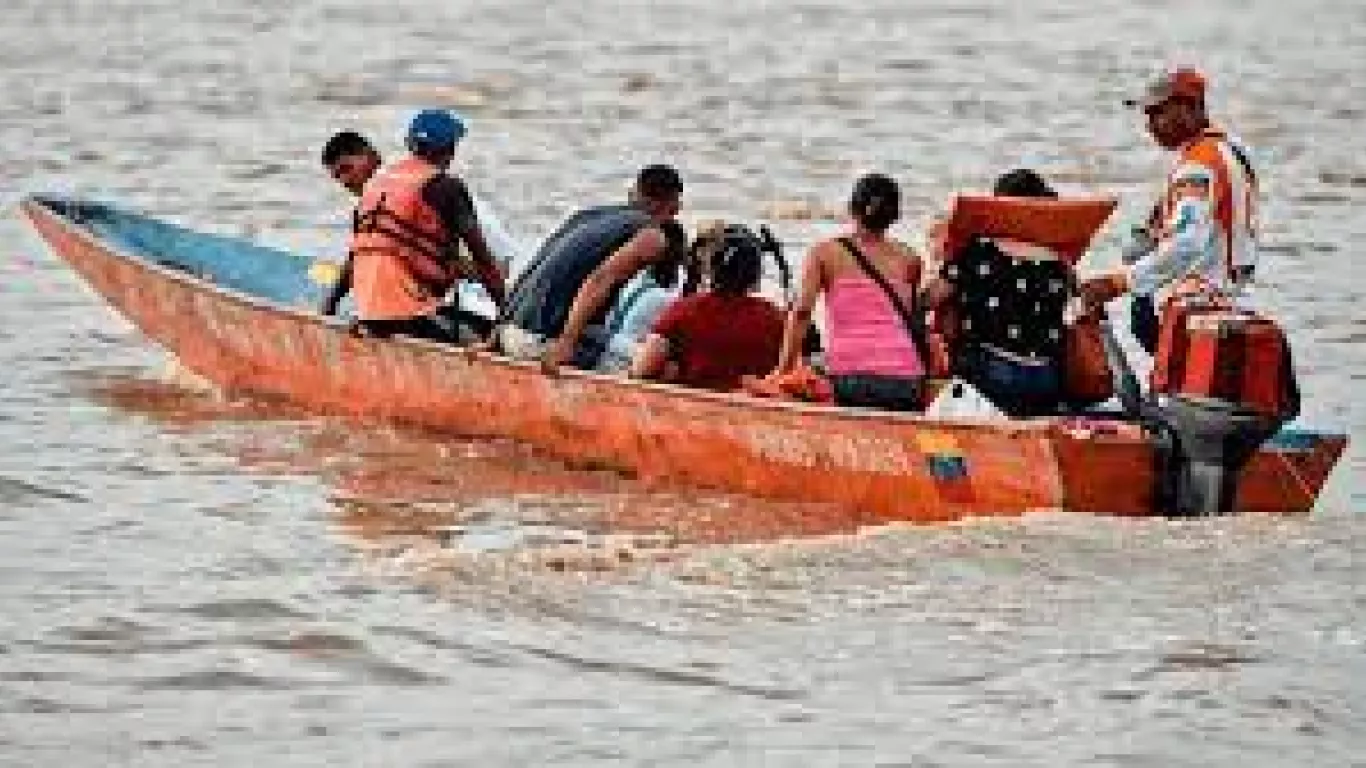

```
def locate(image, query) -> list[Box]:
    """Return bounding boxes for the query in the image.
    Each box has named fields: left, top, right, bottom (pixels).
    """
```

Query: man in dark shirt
left=497, top=164, right=684, bottom=371
left=319, top=118, right=501, bottom=342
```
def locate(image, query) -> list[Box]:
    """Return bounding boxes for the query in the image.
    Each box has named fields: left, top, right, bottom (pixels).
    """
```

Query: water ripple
left=514, top=644, right=806, bottom=702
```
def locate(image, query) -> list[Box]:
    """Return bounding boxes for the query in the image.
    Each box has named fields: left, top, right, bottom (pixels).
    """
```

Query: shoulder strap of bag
left=1226, top=141, right=1257, bottom=185
left=837, top=237, right=930, bottom=367
left=1205, top=129, right=1257, bottom=185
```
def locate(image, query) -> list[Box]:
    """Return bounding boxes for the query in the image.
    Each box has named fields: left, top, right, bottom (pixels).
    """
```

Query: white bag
left=923, top=378, right=1007, bottom=421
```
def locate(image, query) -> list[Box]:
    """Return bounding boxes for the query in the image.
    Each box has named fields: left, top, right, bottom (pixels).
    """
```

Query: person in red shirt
left=631, top=225, right=785, bottom=391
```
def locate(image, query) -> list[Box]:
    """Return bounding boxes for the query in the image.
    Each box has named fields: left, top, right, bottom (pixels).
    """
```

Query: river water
left=1, top=0, right=1363, bottom=765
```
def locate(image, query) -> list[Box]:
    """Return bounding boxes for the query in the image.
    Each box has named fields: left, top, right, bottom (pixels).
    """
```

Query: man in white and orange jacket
left=1083, top=69, right=1260, bottom=350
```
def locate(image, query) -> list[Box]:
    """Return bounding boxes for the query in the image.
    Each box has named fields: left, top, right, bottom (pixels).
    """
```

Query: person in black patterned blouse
left=922, top=169, right=1074, bottom=417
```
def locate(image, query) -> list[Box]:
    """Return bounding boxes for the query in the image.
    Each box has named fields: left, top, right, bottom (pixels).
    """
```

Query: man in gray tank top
left=498, top=165, right=684, bottom=370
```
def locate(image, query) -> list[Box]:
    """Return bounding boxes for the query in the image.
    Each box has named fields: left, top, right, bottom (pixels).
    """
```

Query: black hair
left=680, top=237, right=704, bottom=297
left=849, top=173, right=900, bottom=233
left=321, top=131, right=375, bottom=167
left=993, top=168, right=1058, bottom=198
left=648, top=219, right=687, bottom=289
left=636, top=164, right=684, bottom=202
left=708, top=225, right=764, bottom=296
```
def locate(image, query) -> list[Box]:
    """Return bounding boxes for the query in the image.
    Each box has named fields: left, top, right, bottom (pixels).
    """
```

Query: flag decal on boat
left=915, top=432, right=969, bottom=481
left=926, top=454, right=969, bottom=481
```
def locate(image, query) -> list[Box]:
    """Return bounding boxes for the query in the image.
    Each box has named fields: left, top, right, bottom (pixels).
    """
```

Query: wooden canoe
left=20, top=196, right=1348, bottom=522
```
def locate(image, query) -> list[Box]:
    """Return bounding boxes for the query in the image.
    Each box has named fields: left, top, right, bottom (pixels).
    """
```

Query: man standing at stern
left=1084, top=68, right=1261, bottom=347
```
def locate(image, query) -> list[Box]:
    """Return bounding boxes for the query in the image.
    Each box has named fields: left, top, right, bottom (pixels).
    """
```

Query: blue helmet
left=406, top=108, right=466, bottom=152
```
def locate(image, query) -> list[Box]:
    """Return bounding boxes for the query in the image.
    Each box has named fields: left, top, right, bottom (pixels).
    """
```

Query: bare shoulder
left=888, top=237, right=922, bottom=262
left=633, top=224, right=668, bottom=254
left=609, top=224, right=667, bottom=265
left=882, top=238, right=922, bottom=283
left=807, top=237, right=844, bottom=262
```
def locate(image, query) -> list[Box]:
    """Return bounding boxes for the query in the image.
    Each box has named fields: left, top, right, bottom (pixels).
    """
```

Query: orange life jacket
left=348, top=155, right=455, bottom=321
left=1155, top=129, right=1258, bottom=284
left=1151, top=291, right=1293, bottom=419
left=940, top=195, right=1118, bottom=267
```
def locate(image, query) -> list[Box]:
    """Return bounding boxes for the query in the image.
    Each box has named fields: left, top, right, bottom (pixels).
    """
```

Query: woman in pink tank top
left=773, top=174, right=927, bottom=411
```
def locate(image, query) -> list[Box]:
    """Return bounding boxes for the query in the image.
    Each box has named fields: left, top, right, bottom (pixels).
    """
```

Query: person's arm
left=902, top=243, right=923, bottom=303
left=922, top=234, right=962, bottom=309
left=543, top=225, right=667, bottom=371
left=319, top=251, right=353, bottom=316
left=631, top=299, right=686, bottom=380
left=920, top=277, right=953, bottom=309
left=1124, top=162, right=1218, bottom=297
left=921, top=216, right=960, bottom=308
left=630, top=334, right=671, bottom=380
left=461, top=226, right=506, bottom=309
left=773, top=241, right=826, bottom=374
left=425, top=176, right=506, bottom=308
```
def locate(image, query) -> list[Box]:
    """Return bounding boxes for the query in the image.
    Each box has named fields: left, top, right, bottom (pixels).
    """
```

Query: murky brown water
left=2, top=0, right=1364, bottom=765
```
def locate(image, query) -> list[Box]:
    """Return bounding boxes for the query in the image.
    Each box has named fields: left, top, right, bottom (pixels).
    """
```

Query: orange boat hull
left=22, top=198, right=1347, bottom=522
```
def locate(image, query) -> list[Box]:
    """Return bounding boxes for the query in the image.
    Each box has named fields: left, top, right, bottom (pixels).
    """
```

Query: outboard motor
left=1100, top=297, right=1300, bottom=517
left=1151, top=396, right=1286, bottom=517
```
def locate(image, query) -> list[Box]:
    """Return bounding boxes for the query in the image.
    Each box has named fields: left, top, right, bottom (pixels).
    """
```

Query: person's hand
left=540, top=336, right=573, bottom=376
left=461, top=338, right=495, bottom=363
left=921, top=276, right=953, bottom=308
left=1078, top=277, right=1107, bottom=308
left=1121, top=226, right=1156, bottom=265
left=1079, top=276, right=1123, bottom=308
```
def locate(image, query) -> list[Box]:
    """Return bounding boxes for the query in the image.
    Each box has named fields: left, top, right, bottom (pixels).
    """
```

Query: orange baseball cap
left=1123, top=68, right=1207, bottom=109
